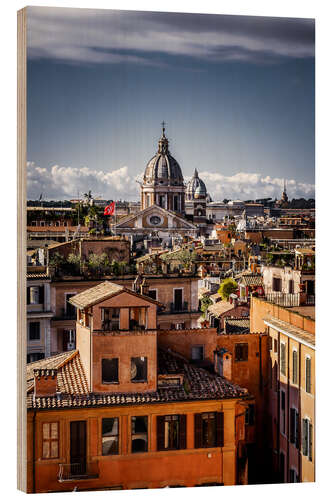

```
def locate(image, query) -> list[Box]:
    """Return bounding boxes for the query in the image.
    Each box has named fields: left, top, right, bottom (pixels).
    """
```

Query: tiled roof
left=27, top=273, right=49, bottom=280
left=208, top=301, right=234, bottom=318
left=263, top=316, right=315, bottom=349
left=26, top=350, right=88, bottom=394
left=27, top=349, right=249, bottom=410
left=240, top=274, right=263, bottom=287
left=69, top=281, right=124, bottom=308
left=225, top=318, right=250, bottom=334
left=27, top=226, right=89, bottom=233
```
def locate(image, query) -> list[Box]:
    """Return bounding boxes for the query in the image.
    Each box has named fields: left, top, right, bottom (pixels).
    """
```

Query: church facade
left=115, top=125, right=207, bottom=241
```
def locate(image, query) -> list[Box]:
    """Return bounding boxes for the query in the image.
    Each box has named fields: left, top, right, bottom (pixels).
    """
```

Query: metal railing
left=170, top=301, right=189, bottom=312
left=58, top=463, right=98, bottom=482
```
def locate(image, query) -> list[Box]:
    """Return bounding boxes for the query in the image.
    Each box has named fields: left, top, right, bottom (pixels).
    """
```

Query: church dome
left=186, top=169, right=207, bottom=200
left=143, top=125, right=184, bottom=186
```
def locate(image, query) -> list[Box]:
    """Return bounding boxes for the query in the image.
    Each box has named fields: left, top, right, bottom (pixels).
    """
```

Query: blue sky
left=26, top=7, right=315, bottom=201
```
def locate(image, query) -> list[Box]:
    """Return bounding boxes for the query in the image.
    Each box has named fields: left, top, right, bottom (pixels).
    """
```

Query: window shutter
left=290, top=409, right=295, bottom=444
left=302, top=419, right=308, bottom=456
left=156, top=416, right=165, bottom=451
left=306, top=358, right=311, bottom=393
left=216, top=412, right=224, bottom=447
left=179, top=414, right=187, bottom=450
left=295, top=412, right=300, bottom=449
left=194, top=414, right=202, bottom=448
left=309, top=423, right=313, bottom=462
left=27, top=287, right=30, bottom=305
left=39, top=285, right=44, bottom=305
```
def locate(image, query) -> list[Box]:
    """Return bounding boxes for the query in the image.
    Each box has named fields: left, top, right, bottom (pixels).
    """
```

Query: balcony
left=52, top=308, right=76, bottom=321
left=58, top=463, right=99, bottom=482
left=170, top=301, right=188, bottom=313
left=264, top=292, right=315, bottom=307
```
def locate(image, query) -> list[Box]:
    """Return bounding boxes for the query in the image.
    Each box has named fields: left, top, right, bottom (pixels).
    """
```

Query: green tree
left=218, top=278, right=238, bottom=301
left=200, top=295, right=213, bottom=315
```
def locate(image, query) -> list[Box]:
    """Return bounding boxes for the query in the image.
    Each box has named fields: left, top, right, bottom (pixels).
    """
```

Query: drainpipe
left=32, top=410, right=36, bottom=493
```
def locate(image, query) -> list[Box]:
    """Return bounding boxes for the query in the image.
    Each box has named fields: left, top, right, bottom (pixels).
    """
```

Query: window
left=195, top=412, right=224, bottom=448
left=131, top=416, right=148, bottom=453
left=281, top=391, right=286, bottom=434
left=131, top=357, right=147, bottom=382
left=129, top=307, right=147, bottom=330
left=292, top=350, right=298, bottom=384
left=65, top=294, right=76, bottom=318
left=29, top=322, right=40, bottom=341
left=274, top=339, right=278, bottom=353
left=148, top=289, right=157, bottom=301
left=289, top=280, right=294, bottom=294
left=157, top=414, right=186, bottom=451
left=27, top=352, right=45, bottom=363
left=289, top=469, right=298, bottom=483
left=102, top=418, right=119, bottom=455
left=305, top=357, right=311, bottom=393
left=245, top=404, right=255, bottom=426
left=102, top=358, right=119, bottom=384
left=302, top=418, right=313, bottom=461
left=279, top=452, right=285, bottom=483
left=102, top=308, right=120, bottom=331
left=290, top=408, right=299, bottom=448
left=27, top=285, right=44, bottom=305
left=268, top=337, right=273, bottom=350
left=42, top=422, right=59, bottom=459
left=280, top=343, right=286, bottom=375
left=235, top=343, right=248, bottom=362
left=273, top=277, right=282, bottom=292
left=191, top=345, right=204, bottom=361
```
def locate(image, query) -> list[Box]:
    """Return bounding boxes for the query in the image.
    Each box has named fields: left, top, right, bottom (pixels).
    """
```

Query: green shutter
left=194, top=413, right=202, bottom=449
left=302, top=419, right=308, bottom=456
left=290, top=409, right=295, bottom=444
left=309, top=423, right=313, bottom=462
left=295, top=412, right=300, bottom=449
left=306, top=358, right=311, bottom=393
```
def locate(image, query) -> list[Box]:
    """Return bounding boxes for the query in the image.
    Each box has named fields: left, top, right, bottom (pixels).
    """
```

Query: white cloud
left=27, top=161, right=314, bottom=202
left=27, top=162, right=139, bottom=200
left=197, top=171, right=315, bottom=201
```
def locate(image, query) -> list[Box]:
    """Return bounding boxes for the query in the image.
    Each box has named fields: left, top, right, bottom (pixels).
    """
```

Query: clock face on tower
left=150, top=215, right=162, bottom=226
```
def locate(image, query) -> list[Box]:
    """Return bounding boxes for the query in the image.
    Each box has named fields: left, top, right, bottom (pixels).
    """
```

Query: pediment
left=116, top=204, right=197, bottom=230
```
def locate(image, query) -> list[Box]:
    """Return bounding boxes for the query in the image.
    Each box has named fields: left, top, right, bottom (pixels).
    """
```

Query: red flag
left=104, top=201, right=115, bottom=216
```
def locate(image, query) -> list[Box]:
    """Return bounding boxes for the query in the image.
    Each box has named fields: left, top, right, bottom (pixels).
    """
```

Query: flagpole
left=114, top=201, right=117, bottom=237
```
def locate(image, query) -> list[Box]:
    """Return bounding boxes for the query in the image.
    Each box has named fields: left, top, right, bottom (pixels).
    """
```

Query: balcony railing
left=53, top=308, right=76, bottom=321
left=170, top=301, right=188, bottom=313
left=58, top=463, right=98, bottom=482
left=265, top=292, right=300, bottom=307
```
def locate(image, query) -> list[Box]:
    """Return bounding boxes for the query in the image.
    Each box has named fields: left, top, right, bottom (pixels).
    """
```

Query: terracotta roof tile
left=27, top=348, right=249, bottom=410
left=208, top=301, right=234, bottom=317
left=69, top=281, right=124, bottom=309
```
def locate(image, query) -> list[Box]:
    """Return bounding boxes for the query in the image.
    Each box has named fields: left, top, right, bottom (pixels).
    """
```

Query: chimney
left=33, top=369, right=58, bottom=397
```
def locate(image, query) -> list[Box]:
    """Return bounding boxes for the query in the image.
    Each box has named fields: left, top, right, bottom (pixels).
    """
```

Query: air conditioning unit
left=67, top=342, right=75, bottom=350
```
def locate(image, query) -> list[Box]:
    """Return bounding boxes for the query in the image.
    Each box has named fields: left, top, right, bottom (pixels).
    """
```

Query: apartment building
left=26, top=281, right=255, bottom=492
left=251, top=296, right=315, bottom=483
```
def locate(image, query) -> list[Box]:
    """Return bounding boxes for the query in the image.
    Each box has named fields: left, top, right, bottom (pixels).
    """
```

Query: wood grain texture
left=17, top=6, right=27, bottom=493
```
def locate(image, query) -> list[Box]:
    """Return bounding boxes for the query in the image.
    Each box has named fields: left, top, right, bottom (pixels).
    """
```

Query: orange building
left=250, top=296, right=315, bottom=483
left=26, top=281, right=255, bottom=493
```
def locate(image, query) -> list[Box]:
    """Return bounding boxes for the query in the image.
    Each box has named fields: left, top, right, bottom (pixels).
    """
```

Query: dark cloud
left=27, top=6, right=315, bottom=66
